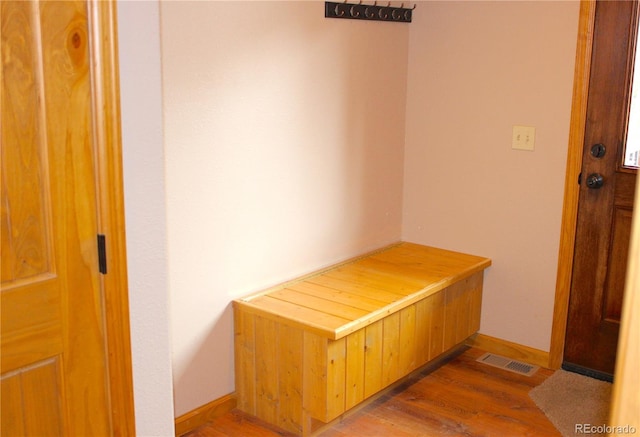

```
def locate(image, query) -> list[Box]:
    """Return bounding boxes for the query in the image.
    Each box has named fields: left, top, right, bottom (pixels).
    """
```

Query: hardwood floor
left=185, top=348, right=560, bottom=437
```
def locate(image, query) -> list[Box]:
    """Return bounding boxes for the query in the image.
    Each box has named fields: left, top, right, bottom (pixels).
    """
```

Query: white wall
left=118, top=1, right=175, bottom=435
left=116, top=0, right=581, bottom=425
left=402, top=1, right=580, bottom=351
left=160, top=1, right=409, bottom=415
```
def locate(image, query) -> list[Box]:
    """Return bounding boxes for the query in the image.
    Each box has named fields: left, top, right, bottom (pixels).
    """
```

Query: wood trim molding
left=609, top=156, right=640, bottom=431
left=548, top=0, right=597, bottom=370
left=610, top=1, right=640, bottom=426
left=175, top=393, right=238, bottom=436
left=466, top=334, right=549, bottom=369
left=89, top=0, right=136, bottom=434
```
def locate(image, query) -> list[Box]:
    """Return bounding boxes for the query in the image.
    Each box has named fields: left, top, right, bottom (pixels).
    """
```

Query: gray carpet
left=529, top=370, right=612, bottom=437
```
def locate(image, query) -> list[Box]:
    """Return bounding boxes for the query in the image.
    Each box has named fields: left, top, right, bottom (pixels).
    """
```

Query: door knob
left=586, top=173, right=604, bottom=189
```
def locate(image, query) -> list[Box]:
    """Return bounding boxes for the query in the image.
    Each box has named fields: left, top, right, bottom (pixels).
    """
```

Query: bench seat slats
left=321, top=266, right=423, bottom=297
left=306, top=275, right=406, bottom=303
left=236, top=242, right=491, bottom=341
left=372, top=244, right=490, bottom=277
left=244, top=295, right=350, bottom=338
left=269, top=288, right=370, bottom=321
left=287, top=282, right=388, bottom=312
left=353, top=257, right=442, bottom=284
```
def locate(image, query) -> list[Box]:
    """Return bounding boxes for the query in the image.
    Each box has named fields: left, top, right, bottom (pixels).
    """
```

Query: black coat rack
left=325, top=1, right=415, bottom=23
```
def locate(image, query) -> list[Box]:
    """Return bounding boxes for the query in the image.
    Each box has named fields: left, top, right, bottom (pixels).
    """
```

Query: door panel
left=564, top=0, right=638, bottom=377
left=0, top=282, right=62, bottom=372
left=603, top=207, right=632, bottom=321
left=1, top=359, right=65, bottom=436
left=1, top=1, right=111, bottom=434
left=1, top=1, right=53, bottom=283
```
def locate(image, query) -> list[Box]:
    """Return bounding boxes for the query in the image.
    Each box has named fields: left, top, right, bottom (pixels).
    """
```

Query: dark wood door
left=564, top=0, right=639, bottom=379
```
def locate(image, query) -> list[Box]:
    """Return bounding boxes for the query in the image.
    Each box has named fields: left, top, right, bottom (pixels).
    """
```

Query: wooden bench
left=233, top=242, right=491, bottom=435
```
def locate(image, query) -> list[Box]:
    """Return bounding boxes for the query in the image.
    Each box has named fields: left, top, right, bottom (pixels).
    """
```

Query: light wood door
left=564, top=0, right=638, bottom=378
left=1, top=1, right=125, bottom=434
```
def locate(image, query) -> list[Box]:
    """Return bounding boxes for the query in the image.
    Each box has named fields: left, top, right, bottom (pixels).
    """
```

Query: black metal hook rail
left=325, top=1, right=415, bottom=23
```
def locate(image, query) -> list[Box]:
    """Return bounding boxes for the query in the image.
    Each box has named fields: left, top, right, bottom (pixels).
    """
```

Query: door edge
left=89, top=0, right=136, bottom=434
left=549, top=0, right=597, bottom=370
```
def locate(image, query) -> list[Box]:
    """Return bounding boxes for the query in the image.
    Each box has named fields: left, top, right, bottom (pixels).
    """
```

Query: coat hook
left=365, top=4, right=375, bottom=18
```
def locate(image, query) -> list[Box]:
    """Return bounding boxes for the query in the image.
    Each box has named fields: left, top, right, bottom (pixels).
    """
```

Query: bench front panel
left=234, top=271, right=484, bottom=434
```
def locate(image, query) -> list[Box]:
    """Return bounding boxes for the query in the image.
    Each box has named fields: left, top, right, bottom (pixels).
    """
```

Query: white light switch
left=512, top=125, right=536, bottom=151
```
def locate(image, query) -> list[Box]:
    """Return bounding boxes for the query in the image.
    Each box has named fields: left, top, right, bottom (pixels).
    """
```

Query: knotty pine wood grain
left=185, top=348, right=560, bottom=437
left=344, top=330, right=366, bottom=411
left=362, top=319, right=383, bottom=400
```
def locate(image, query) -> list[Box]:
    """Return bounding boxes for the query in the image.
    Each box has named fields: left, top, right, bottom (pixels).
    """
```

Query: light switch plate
left=512, top=125, right=535, bottom=151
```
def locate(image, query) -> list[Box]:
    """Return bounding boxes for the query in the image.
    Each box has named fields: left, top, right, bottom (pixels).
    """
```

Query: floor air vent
left=476, top=352, right=539, bottom=377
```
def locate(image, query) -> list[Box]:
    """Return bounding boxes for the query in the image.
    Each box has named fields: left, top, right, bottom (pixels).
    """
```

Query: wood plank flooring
left=184, top=348, right=560, bottom=437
